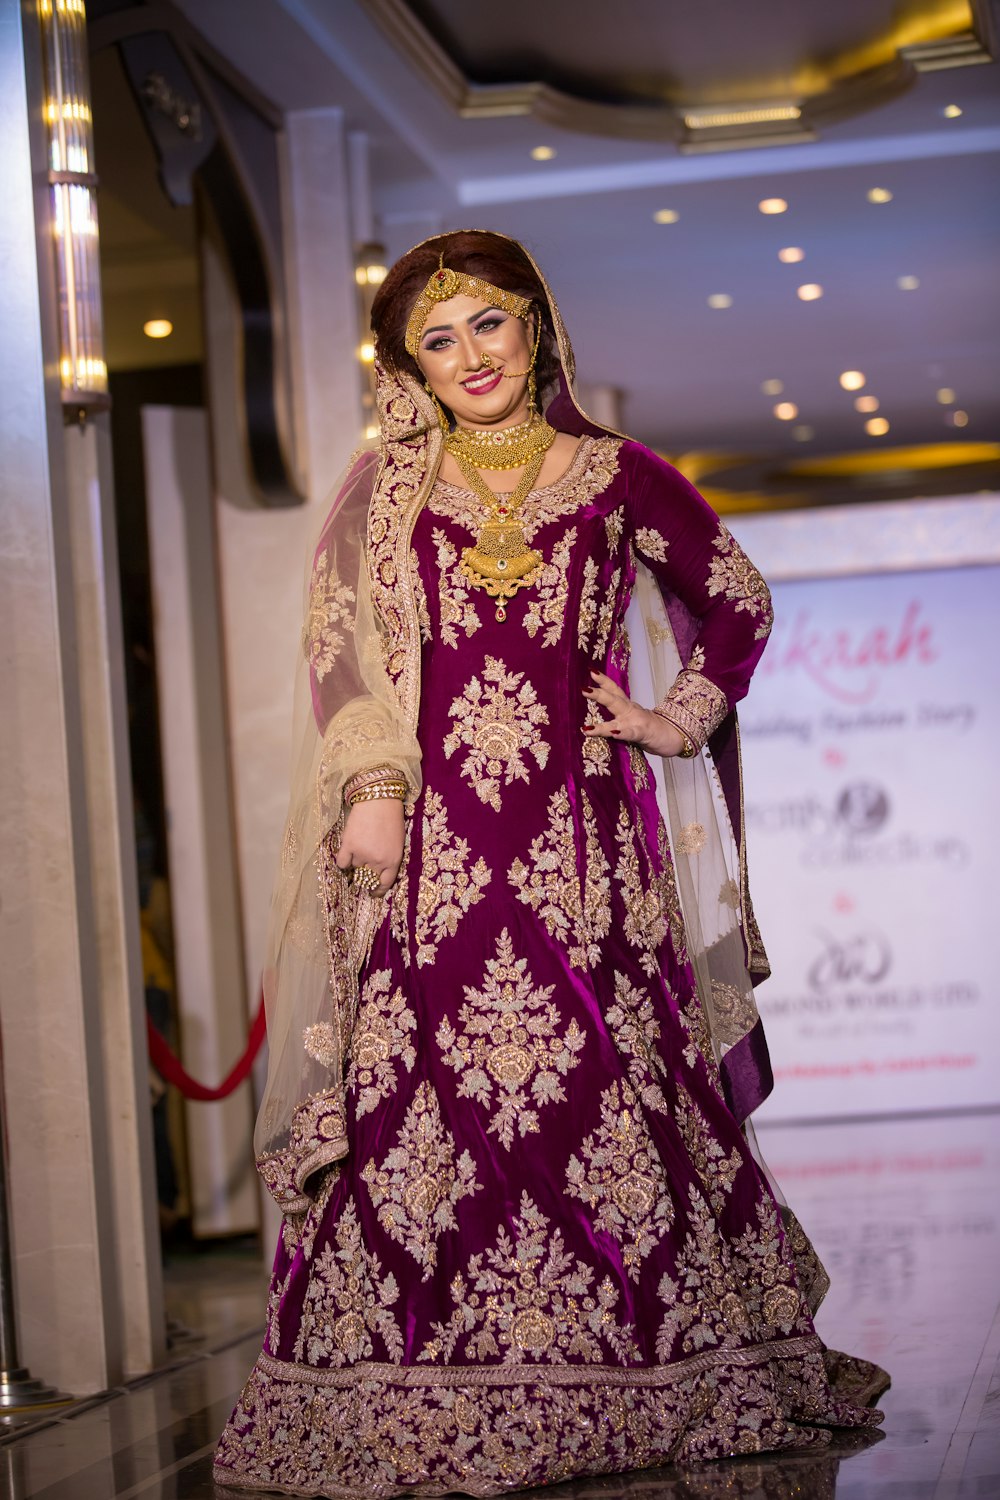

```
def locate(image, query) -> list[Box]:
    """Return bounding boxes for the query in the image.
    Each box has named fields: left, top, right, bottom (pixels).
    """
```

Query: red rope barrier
left=147, top=993, right=266, bottom=1101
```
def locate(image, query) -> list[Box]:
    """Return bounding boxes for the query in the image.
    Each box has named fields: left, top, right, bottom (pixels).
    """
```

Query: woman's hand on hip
left=335, top=798, right=405, bottom=894
left=582, top=670, right=689, bottom=758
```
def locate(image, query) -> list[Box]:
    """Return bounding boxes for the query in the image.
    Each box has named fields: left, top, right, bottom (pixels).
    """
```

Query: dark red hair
left=370, top=230, right=561, bottom=398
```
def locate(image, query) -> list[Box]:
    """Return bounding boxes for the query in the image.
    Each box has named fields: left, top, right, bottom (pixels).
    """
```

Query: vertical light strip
left=38, top=0, right=108, bottom=409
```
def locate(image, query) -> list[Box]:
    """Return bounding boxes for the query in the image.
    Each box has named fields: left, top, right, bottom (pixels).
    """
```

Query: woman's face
left=415, top=293, right=534, bottom=429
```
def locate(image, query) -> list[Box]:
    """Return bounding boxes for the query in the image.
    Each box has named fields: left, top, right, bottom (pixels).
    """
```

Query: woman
left=215, top=231, right=887, bottom=1497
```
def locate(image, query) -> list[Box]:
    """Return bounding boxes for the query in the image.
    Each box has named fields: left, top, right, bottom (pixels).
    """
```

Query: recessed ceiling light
left=839, top=370, right=865, bottom=390
left=855, top=395, right=879, bottom=413
left=867, top=187, right=893, bottom=203
left=758, top=197, right=788, bottom=215
left=707, top=293, right=732, bottom=309
left=897, top=275, right=920, bottom=290
left=792, top=425, right=814, bottom=441
left=653, top=208, right=679, bottom=224
left=943, top=104, right=962, bottom=118
left=530, top=145, right=556, bottom=161
left=797, top=283, right=823, bottom=300
left=936, top=387, right=956, bottom=404
left=865, top=417, right=890, bottom=436
left=774, top=402, right=798, bottom=420
left=357, top=340, right=375, bottom=364
left=949, top=409, right=969, bottom=427
left=777, top=246, right=804, bottom=263
left=761, top=378, right=784, bottom=395
left=143, top=318, right=173, bottom=339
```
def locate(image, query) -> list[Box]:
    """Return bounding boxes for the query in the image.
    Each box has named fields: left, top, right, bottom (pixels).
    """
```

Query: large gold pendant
left=459, top=518, right=544, bottom=623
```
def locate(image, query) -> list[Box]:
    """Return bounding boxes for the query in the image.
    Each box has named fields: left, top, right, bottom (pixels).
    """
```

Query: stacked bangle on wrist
left=651, top=708, right=698, bottom=759
left=344, top=764, right=409, bottom=807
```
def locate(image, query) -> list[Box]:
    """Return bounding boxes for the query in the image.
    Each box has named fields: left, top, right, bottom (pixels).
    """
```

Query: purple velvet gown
left=215, top=437, right=886, bottom=1498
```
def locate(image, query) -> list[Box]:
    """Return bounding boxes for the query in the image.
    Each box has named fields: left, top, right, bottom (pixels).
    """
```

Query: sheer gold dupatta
left=255, top=373, right=441, bottom=1213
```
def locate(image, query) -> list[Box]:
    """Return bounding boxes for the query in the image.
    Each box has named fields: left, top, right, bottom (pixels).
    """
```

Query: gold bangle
left=652, top=707, right=698, bottom=758
left=348, top=783, right=407, bottom=806
left=343, top=764, right=407, bottom=801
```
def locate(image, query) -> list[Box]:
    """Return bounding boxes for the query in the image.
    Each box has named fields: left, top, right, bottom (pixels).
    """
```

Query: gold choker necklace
left=444, top=413, right=556, bottom=471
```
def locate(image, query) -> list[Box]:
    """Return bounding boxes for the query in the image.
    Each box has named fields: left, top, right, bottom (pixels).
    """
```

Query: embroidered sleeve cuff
left=654, top=670, right=729, bottom=751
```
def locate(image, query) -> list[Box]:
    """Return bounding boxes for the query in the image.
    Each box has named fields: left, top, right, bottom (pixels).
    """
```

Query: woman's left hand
left=582, top=670, right=689, bottom=757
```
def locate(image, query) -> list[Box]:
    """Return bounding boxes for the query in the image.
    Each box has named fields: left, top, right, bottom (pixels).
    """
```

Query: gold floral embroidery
left=360, top=1082, right=480, bottom=1279
left=605, top=971, right=668, bottom=1113
left=419, top=1191, right=639, bottom=1365
left=710, top=978, right=760, bottom=1047
left=291, top=1198, right=404, bottom=1367
left=565, top=1080, right=674, bottom=1281
left=583, top=565, right=622, bottom=661
left=676, top=822, right=707, bottom=855
left=629, top=743, right=653, bottom=791
left=707, top=526, right=774, bottom=641
left=674, top=1083, right=743, bottom=1217
left=435, top=929, right=585, bottom=1149
left=303, top=550, right=355, bottom=682
left=411, top=546, right=432, bottom=643
left=345, top=969, right=417, bottom=1118
left=581, top=698, right=611, bottom=777
left=432, top=527, right=481, bottom=648
left=443, top=656, right=550, bottom=812
left=656, top=668, right=728, bottom=749
left=688, top=643, right=706, bottom=672
left=507, top=787, right=610, bottom=969
left=635, top=525, right=669, bottom=563
left=730, top=1198, right=810, bottom=1337
left=523, top=527, right=574, bottom=647
left=610, top=618, right=631, bottom=675
left=656, top=1184, right=744, bottom=1359
left=614, top=804, right=667, bottom=978
left=605, top=506, right=624, bottom=550
left=303, top=1022, right=339, bottom=1069
left=577, top=556, right=600, bottom=651
left=414, top=789, right=491, bottom=966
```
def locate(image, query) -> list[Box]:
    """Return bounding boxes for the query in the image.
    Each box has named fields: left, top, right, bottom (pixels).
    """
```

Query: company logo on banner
left=736, top=564, right=996, bottom=1120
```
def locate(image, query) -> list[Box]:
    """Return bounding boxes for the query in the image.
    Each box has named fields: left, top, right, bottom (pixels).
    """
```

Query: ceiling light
left=530, top=146, right=556, bottom=161
left=777, top=246, right=804, bottom=263
left=897, top=275, right=919, bottom=290
left=653, top=208, right=679, bottom=224
left=839, top=370, right=865, bottom=390
left=685, top=105, right=800, bottom=129
left=357, top=340, right=375, bottom=364
left=761, top=378, right=783, bottom=395
left=855, top=395, right=879, bottom=413
left=774, top=402, right=798, bottom=420
left=143, top=319, right=173, bottom=339
left=936, top=387, right=956, bottom=404
left=797, top=283, right=823, bottom=300
left=949, top=410, right=969, bottom=427
left=943, top=104, right=962, bottom=118
left=758, top=198, right=787, bottom=215
left=707, top=293, right=732, bottom=309
left=867, top=187, right=893, bottom=203
left=364, top=424, right=379, bottom=440
left=792, top=425, right=814, bottom=441
left=865, top=417, right=890, bottom=436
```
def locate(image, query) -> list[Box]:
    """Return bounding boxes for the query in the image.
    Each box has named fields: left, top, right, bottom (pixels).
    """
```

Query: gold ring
left=351, top=865, right=382, bottom=895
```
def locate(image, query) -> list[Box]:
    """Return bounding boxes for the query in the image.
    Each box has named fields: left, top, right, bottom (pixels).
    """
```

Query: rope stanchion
left=147, top=993, right=266, bottom=1102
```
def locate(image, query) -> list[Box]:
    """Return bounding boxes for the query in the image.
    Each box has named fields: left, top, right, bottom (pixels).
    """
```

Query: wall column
left=0, top=0, right=164, bottom=1392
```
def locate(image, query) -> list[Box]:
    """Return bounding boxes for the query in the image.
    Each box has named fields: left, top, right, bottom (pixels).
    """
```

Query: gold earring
left=424, top=380, right=449, bottom=434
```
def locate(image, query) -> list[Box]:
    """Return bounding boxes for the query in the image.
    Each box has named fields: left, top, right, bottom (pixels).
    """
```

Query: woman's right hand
left=335, top=798, right=405, bottom=895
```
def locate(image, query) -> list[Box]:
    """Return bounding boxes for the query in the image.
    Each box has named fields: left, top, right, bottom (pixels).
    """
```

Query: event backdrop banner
left=729, top=500, right=999, bottom=1122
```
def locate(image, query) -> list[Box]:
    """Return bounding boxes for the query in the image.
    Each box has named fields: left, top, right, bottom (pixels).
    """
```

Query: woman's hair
left=370, top=230, right=561, bottom=398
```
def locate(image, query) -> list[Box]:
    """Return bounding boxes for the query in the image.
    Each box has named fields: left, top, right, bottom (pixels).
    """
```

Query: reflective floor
left=1, top=1110, right=997, bottom=1499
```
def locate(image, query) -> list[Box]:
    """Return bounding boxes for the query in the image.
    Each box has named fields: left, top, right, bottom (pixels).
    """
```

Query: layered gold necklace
left=445, top=412, right=556, bottom=623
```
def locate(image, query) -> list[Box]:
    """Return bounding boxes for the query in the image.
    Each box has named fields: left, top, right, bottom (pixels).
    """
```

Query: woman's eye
left=424, top=336, right=453, bottom=352
left=475, top=318, right=501, bottom=334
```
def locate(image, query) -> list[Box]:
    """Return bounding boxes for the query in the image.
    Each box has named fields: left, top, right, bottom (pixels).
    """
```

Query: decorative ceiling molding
left=360, top=0, right=995, bottom=150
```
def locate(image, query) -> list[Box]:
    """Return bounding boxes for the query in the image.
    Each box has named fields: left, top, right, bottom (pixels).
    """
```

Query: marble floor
left=1, top=1109, right=997, bottom=1499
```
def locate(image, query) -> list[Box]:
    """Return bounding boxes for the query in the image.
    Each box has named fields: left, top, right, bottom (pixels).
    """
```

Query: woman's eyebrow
left=422, top=307, right=503, bottom=338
